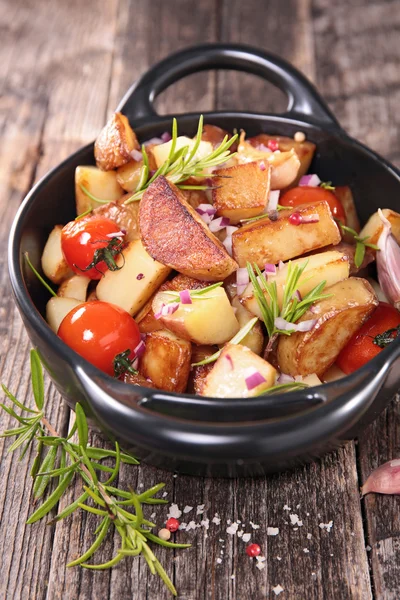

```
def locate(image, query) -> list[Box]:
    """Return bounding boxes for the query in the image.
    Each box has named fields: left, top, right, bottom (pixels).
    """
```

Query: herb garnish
left=191, top=317, right=258, bottom=367
left=247, top=260, right=330, bottom=357
left=256, top=381, right=309, bottom=395
left=77, top=236, right=125, bottom=276
left=1, top=350, right=189, bottom=596
left=123, top=116, right=238, bottom=204
left=320, top=181, right=335, bottom=190
left=162, top=281, right=224, bottom=304
left=373, top=326, right=400, bottom=348
left=339, top=224, right=379, bottom=268
left=113, top=349, right=138, bottom=377
left=24, top=252, right=57, bottom=297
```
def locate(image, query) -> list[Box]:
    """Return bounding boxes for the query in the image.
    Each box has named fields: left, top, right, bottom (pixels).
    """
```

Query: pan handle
left=117, top=43, right=341, bottom=129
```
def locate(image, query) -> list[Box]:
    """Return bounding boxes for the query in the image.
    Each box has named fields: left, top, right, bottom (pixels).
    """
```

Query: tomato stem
left=113, top=350, right=138, bottom=378
left=76, top=237, right=125, bottom=277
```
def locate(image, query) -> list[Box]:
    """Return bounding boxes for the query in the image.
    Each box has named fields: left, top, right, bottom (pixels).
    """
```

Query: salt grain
left=319, top=520, right=333, bottom=532
left=231, top=575, right=235, bottom=580
left=307, top=533, right=312, bottom=540
left=216, top=558, right=222, bottom=564
left=366, top=545, right=372, bottom=551
left=256, top=556, right=266, bottom=571
left=303, top=548, right=310, bottom=553
left=227, top=522, right=239, bottom=535
left=237, top=530, right=244, bottom=538
left=272, top=584, right=284, bottom=595
left=162, top=491, right=168, bottom=498
left=196, top=504, right=205, bottom=515
left=150, top=512, right=156, bottom=520
left=250, top=521, right=260, bottom=530
left=212, top=515, right=221, bottom=525
left=201, top=519, right=209, bottom=530
left=185, top=521, right=198, bottom=531
left=167, top=504, right=182, bottom=519
left=183, top=505, right=193, bottom=514
left=289, top=513, right=300, bottom=525
left=276, top=556, right=282, bottom=561
left=283, top=504, right=291, bottom=511
left=267, top=527, right=279, bottom=536
left=242, top=533, right=251, bottom=543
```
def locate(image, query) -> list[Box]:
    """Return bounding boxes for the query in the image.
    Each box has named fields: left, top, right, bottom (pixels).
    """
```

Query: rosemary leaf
left=30, top=350, right=45, bottom=410
left=50, top=491, right=90, bottom=523
left=33, top=445, right=58, bottom=499
left=145, top=532, right=191, bottom=549
left=75, top=403, right=88, bottom=449
left=24, top=253, right=57, bottom=297
left=136, top=482, right=165, bottom=501
left=77, top=503, right=108, bottom=516
left=154, top=558, right=177, bottom=596
left=8, top=416, right=42, bottom=453
left=104, top=441, right=120, bottom=485
left=355, top=241, right=366, bottom=268
left=36, top=460, right=80, bottom=478
left=81, top=553, right=124, bottom=570
left=27, top=470, right=75, bottom=523
left=79, top=184, right=111, bottom=205
left=30, top=441, right=43, bottom=478
left=67, top=517, right=111, bottom=567
left=256, top=382, right=309, bottom=396
left=1, top=383, right=37, bottom=414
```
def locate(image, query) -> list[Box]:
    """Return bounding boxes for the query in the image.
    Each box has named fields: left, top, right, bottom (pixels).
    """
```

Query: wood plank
left=312, top=0, right=400, bottom=597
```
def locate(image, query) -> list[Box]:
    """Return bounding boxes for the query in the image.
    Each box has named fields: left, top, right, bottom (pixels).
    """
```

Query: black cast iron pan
left=8, top=44, right=400, bottom=477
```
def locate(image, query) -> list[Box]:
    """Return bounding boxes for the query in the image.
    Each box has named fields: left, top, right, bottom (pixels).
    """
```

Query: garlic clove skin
left=376, top=209, right=400, bottom=311
left=361, top=458, right=400, bottom=496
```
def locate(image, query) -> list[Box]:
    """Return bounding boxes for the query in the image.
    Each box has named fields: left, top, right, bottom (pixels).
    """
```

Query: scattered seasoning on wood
left=267, top=527, right=279, bottom=536
left=272, top=584, right=284, bottom=595
left=183, top=505, right=193, bottom=514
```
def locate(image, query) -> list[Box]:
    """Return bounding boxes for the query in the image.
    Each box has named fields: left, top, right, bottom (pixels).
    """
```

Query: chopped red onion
left=277, top=373, right=295, bottom=384
left=161, top=132, right=172, bottom=143
left=198, top=212, right=213, bottom=224
left=179, top=289, right=192, bottom=304
left=362, top=458, right=400, bottom=496
left=223, top=235, right=233, bottom=256
left=144, top=137, right=163, bottom=146
left=278, top=261, right=285, bottom=271
left=106, top=231, right=125, bottom=239
left=154, top=302, right=180, bottom=319
left=196, top=204, right=217, bottom=217
left=209, top=217, right=231, bottom=233
left=294, top=375, right=303, bottom=382
left=236, top=268, right=249, bottom=296
left=293, top=290, right=302, bottom=302
left=225, top=354, right=234, bottom=370
left=259, top=161, right=266, bottom=171
left=274, top=317, right=317, bottom=332
left=264, top=263, right=277, bottom=275
left=299, top=174, right=321, bottom=187
left=267, top=190, right=280, bottom=213
left=257, top=143, right=272, bottom=153
left=244, top=368, right=267, bottom=391
left=136, top=273, right=145, bottom=280
left=377, top=209, right=400, bottom=310
left=300, top=213, right=320, bottom=224
left=225, top=226, right=238, bottom=236
left=133, top=340, right=146, bottom=358
left=130, top=149, right=143, bottom=162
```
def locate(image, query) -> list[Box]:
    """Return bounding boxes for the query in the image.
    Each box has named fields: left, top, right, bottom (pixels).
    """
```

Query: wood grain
left=0, top=0, right=399, bottom=598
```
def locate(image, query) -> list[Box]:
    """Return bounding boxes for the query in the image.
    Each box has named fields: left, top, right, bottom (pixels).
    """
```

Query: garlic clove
left=376, top=209, right=400, bottom=310
left=361, top=458, right=400, bottom=496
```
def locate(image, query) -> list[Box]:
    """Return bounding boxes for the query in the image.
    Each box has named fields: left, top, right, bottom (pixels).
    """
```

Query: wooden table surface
left=1, top=1, right=400, bottom=598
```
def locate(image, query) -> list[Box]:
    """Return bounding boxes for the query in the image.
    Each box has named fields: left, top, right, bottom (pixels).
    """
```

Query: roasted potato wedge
left=334, top=186, right=360, bottom=238
left=135, top=275, right=209, bottom=334
left=57, top=274, right=90, bottom=302
left=359, top=208, right=400, bottom=247
left=248, top=133, right=316, bottom=186
left=139, top=176, right=238, bottom=281
left=152, top=136, right=213, bottom=169
left=232, top=201, right=341, bottom=268
left=201, top=344, right=277, bottom=398
left=94, top=112, right=139, bottom=171
left=46, top=297, right=82, bottom=333
left=316, top=242, right=374, bottom=275
left=231, top=297, right=264, bottom=355
left=152, top=286, right=240, bottom=345
left=213, top=161, right=270, bottom=223
left=116, top=160, right=143, bottom=192
left=75, top=166, right=123, bottom=215
left=93, top=194, right=140, bottom=242
left=188, top=345, right=217, bottom=395
left=140, top=329, right=192, bottom=393
left=241, top=250, right=349, bottom=319
left=41, top=225, right=72, bottom=284
left=277, top=278, right=378, bottom=377
left=96, top=240, right=171, bottom=315
left=202, top=124, right=238, bottom=151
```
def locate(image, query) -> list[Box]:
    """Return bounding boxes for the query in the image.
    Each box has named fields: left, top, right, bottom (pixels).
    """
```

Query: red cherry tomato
left=58, top=301, right=141, bottom=376
left=336, top=302, right=400, bottom=374
left=61, top=216, right=123, bottom=280
left=280, top=186, right=346, bottom=223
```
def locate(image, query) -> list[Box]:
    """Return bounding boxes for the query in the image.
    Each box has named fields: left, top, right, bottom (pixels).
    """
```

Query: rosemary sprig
left=123, top=116, right=238, bottom=204
left=247, top=260, right=330, bottom=356
left=162, top=281, right=224, bottom=304
left=191, top=317, right=258, bottom=367
left=1, top=350, right=189, bottom=596
left=339, top=224, right=379, bottom=268
left=79, top=184, right=112, bottom=205
left=24, top=253, right=57, bottom=298
left=240, top=205, right=290, bottom=224
left=320, top=181, right=335, bottom=190
left=256, top=381, right=309, bottom=395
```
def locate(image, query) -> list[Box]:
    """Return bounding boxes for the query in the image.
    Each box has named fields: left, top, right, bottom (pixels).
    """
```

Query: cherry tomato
left=280, top=186, right=346, bottom=223
left=58, top=301, right=141, bottom=376
left=336, top=302, right=400, bottom=374
left=61, top=216, right=123, bottom=280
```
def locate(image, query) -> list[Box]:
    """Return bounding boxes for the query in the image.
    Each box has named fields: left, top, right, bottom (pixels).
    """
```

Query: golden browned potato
left=123, top=371, right=155, bottom=389
left=92, top=194, right=140, bottom=242
left=277, top=277, right=378, bottom=377
left=231, top=297, right=264, bottom=355
left=57, top=274, right=90, bottom=302
left=241, top=250, right=349, bottom=318
left=139, top=176, right=238, bottom=281
left=212, top=161, right=270, bottom=223
left=181, top=188, right=210, bottom=210
left=201, top=344, right=277, bottom=398
left=140, top=329, right=192, bottom=393
left=359, top=208, right=400, bottom=247
left=116, top=160, right=143, bottom=192
left=94, top=112, right=139, bottom=171
left=188, top=345, right=217, bottom=394
left=135, top=275, right=209, bottom=334
left=317, top=242, right=374, bottom=275
left=334, top=186, right=360, bottom=238
left=96, top=239, right=171, bottom=315
left=75, top=166, right=124, bottom=215
left=41, top=225, right=73, bottom=284
left=202, top=124, right=238, bottom=151
left=152, top=286, right=240, bottom=345
left=232, top=201, right=341, bottom=268
left=46, top=297, right=82, bottom=333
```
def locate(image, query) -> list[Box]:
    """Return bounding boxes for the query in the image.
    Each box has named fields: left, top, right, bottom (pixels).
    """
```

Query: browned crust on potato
left=277, top=278, right=378, bottom=376
left=212, top=161, right=270, bottom=217
left=140, top=330, right=192, bottom=393
left=123, top=372, right=155, bottom=389
left=202, top=124, right=238, bottom=152
left=92, top=194, right=140, bottom=242
left=334, top=186, right=360, bottom=236
left=94, top=113, right=139, bottom=171
left=187, top=345, right=217, bottom=394
left=139, top=176, right=238, bottom=281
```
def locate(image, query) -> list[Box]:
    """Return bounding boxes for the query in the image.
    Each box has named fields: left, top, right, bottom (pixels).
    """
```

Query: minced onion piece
left=266, top=190, right=280, bottom=213
left=257, top=143, right=272, bottom=153
left=264, top=263, right=277, bottom=275
left=133, top=340, right=146, bottom=358
left=144, top=137, right=163, bottom=146
left=259, top=161, right=266, bottom=171
left=154, top=302, right=180, bottom=319
left=274, top=317, right=317, bottom=332
left=106, top=231, right=125, bottom=239
left=299, top=174, right=321, bottom=187
left=161, top=131, right=172, bottom=143
left=277, top=373, right=295, bottom=384
left=245, top=368, right=267, bottom=391
left=223, top=235, right=233, bottom=256
left=179, top=289, right=192, bottom=305
left=196, top=204, right=217, bottom=217
left=299, top=213, right=320, bottom=224
left=236, top=268, right=249, bottom=296
left=293, top=290, right=302, bottom=302
left=130, top=149, right=143, bottom=162
left=225, top=226, right=238, bottom=236
left=278, top=261, right=285, bottom=271
left=209, top=216, right=230, bottom=233
left=225, top=354, right=234, bottom=370
left=376, top=209, right=400, bottom=310
left=362, top=458, right=400, bottom=496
